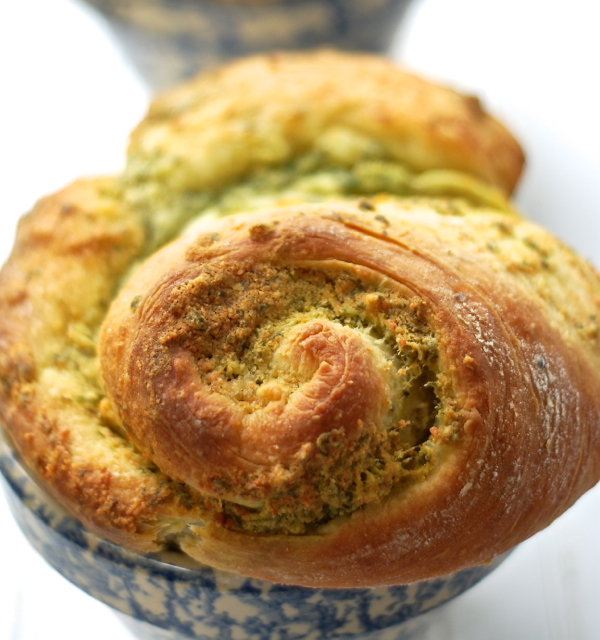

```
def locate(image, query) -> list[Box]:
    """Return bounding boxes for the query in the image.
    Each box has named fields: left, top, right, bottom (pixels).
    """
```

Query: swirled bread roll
left=1, top=51, right=600, bottom=588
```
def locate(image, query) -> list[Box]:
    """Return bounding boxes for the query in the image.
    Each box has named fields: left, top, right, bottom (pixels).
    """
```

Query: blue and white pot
left=78, top=0, right=414, bottom=89
left=0, top=432, right=510, bottom=640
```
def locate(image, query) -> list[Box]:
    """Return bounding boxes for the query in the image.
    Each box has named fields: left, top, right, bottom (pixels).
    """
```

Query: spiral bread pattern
left=1, top=51, right=600, bottom=588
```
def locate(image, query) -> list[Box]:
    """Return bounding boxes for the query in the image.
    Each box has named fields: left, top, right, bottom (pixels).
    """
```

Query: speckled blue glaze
left=0, top=434, right=509, bottom=640
left=78, top=0, right=414, bottom=89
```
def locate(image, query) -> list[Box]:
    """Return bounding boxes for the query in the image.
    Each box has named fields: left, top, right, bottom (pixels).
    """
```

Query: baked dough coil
left=1, top=51, right=600, bottom=588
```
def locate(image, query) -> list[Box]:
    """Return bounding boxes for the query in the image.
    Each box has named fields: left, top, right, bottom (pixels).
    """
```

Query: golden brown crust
left=0, top=178, right=170, bottom=547
left=1, top=52, right=599, bottom=588
left=126, top=50, right=524, bottom=196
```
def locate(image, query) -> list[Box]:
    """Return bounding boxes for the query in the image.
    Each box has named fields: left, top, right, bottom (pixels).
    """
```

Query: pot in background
left=78, top=0, right=414, bottom=89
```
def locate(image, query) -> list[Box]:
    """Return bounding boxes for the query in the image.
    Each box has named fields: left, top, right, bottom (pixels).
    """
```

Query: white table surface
left=1, top=1, right=599, bottom=638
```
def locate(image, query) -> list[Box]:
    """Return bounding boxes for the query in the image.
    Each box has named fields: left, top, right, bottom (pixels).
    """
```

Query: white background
left=1, top=1, right=600, bottom=638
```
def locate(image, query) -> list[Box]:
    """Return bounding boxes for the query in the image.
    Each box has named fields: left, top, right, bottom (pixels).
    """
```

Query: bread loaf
left=1, top=51, right=599, bottom=588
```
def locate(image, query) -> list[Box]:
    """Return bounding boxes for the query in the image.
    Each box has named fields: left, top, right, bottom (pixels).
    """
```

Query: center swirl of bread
left=99, top=210, right=441, bottom=533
